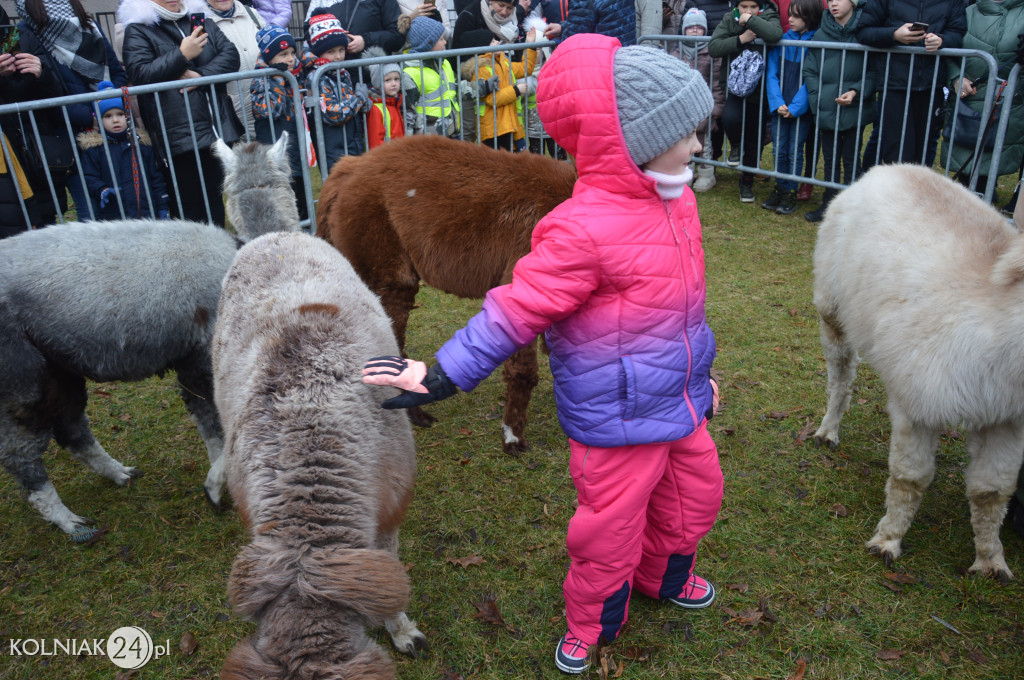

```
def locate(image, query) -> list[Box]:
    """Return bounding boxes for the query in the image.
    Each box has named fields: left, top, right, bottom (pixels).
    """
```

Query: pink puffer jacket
left=437, top=33, right=716, bottom=447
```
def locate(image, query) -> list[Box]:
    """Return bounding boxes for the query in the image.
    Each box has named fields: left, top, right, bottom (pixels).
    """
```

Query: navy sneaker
left=668, top=572, right=716, bottom=609
left=554, top=633, right=590, bottom=674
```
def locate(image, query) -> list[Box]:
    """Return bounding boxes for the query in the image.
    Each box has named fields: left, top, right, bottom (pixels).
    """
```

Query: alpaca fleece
left=0, top=134, right=299, bottom=540
left=316, top=135, right=576, bottom=454
left=812, top=164, right=1024, bottom=582
left=214, top=232, right=424, bottom=679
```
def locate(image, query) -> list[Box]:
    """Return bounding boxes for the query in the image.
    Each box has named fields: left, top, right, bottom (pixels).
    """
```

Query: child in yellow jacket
left=465, top=27, right=537, bottom=150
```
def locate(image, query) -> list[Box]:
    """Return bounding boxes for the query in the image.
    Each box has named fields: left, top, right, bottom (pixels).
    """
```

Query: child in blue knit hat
left=76, top=81, right=169, bottom=221
left=251, top=24, right=318, bottom=220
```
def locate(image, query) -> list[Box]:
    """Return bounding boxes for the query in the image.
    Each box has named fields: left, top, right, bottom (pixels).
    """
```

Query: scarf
left=644, top=166, right=693, bottom=200
left=149, top=0, right=189, bottom=22
left=208, top=1, right=236, bottom=17
left=480, top=0, right=518, bottom=43
left=15, top=0, right=109, bottom=84
left=0, top=133, right=34, bottom=199
left=679, top=40, right=706, bottom=65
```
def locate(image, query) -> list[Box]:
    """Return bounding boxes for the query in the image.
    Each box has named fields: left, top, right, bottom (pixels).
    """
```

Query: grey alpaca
left=0, top=134, right=297, bottom=542
left=214, top=232, right=426, bottom=679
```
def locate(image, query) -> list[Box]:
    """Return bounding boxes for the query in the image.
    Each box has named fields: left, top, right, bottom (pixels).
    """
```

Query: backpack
left=727, top=49, right=765, bottom=97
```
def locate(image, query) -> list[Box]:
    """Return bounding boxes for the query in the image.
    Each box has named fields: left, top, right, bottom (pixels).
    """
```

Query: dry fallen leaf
left=179, top=631, right=198, bottom=656
left=472, top=598, right=506, bottom=627
left=114, top=672, right=138, bottom=680
left=884, top=572, right=917, bottom=584
left=829, top=503, right=849, bottom=517
left=767, top=411, right=789, bottom=420
left=967, top=649, right=987, bottom=664
left=877, top=649, right=908, bottom=661
left=786, top=658, right=807, bottom=680
left=458, top=427, right=473, bottom=436
left=726, top=583, right=750, bottom=593
left=447, top=554, right=486, bottom=568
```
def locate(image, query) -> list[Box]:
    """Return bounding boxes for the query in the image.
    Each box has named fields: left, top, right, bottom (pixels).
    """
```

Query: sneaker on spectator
left=668, top=572, right=716, bottom=609
left=693, top=165, right=716, bottom=192
left=760, top=187, right=784, bottom=211
left=797, top=182, right=813, bottom=201
left=555, top=633, right=590, bottom=674
left=727, top=146, right=740, bottom=167
left=739, top=178, right=755, bottom=203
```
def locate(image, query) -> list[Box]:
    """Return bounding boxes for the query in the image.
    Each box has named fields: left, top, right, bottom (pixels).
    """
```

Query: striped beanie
left=307, top=12, right=349, bottom=56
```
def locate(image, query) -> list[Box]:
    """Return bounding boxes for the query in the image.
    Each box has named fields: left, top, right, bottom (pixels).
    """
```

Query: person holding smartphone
left=118, top=0, right=241, bottom=226
left=856, top=0, right=967, bottom=165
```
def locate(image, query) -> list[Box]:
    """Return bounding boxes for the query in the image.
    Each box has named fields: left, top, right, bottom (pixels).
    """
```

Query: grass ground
left=2, top=165, right=1023, bottom=680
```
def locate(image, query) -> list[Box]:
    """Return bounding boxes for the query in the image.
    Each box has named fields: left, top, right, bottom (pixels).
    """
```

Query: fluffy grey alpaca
left=0, top=134, right=297, bottom=542
left=214, top=232, right=426, bottom=679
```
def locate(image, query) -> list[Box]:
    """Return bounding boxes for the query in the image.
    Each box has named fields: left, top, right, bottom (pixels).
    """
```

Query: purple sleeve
left=254, top=0, right=292, bottom=27
left=435, top=294, right=530, bottom=392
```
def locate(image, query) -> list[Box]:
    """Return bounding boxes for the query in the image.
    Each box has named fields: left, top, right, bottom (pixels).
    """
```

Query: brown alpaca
left=316, top=135, right=576, bottom=454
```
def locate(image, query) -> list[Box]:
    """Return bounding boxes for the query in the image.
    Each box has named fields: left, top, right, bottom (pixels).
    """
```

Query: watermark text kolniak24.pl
left=7, top=627, right=170, bottom=669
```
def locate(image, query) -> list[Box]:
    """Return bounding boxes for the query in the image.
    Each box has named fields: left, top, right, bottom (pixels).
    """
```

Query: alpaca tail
left=228, top=538, right=411, bottom=623
left=221, top=637, right=397, bottom=680
left=314, top=154, right=361, bottom=239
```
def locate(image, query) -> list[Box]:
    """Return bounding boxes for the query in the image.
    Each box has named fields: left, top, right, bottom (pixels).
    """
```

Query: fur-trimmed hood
left=459, top=53, right=494, bottom=80
left=116, top=0, right=208, bottom=27
left=76, top=128, right=154, bottom=149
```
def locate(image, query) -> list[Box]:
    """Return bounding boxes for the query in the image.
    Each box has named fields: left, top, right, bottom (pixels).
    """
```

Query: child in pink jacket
left=364, top=33, right=722, bottom=675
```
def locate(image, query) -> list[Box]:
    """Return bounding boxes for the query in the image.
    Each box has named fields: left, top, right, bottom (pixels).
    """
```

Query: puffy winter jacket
left=436, top=33, right=716, bottom=447
left=856, top=0, right=966, bottom=90
left=118, top=0, right=241, bottom=157
left=802, top=4, right=877, bottom=131
left=76, top=129, right=169, bottom=219
left=943, top=0, right=1024, bottom=177
left=561, top=0, right=637, bottom=47
left=707, top=1, right=783, bottom=86
left=766, top=28, right=815, bottom=117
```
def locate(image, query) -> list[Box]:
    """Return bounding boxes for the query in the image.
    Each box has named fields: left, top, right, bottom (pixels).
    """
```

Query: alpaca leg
left=1, top=417, right=93, bottom=536
left=175, top=355, right=226, bottom=509
left=964, top=424, right=1023, bottom=582
left=866, top=404, right=938, bottom=565
left=50, top=371, right=138, bottom=485
left=375, top=529, right=427, bottom=656
left=378, top=280, right=436, bottom=428
left=500, top=342, right=538, bottom=455
left=813, top=311, right=859, bottom=449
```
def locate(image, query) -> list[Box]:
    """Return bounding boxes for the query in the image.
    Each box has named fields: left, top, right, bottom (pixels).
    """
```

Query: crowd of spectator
left=2, top=0, right=1024, bottom=234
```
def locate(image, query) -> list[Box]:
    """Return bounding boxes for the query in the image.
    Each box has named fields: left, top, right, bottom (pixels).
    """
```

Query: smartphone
left=0, top=24, right=20, bottom=54
left=189, top=12, right=206, bottom=34
left=909, top=21, right=929, bottom=32
left=424, top=0, right=435, bottom=5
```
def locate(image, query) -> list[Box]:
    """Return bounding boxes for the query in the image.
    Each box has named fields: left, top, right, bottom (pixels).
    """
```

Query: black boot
left=775, top=190, right=799, bottom=215
left=805, top=188, right=838, bottom=223
left=761, top=187, right=784, bottom=211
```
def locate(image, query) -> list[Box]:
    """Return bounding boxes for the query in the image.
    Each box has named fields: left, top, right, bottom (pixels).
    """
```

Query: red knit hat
left=306, top=12, right=349, bottom=56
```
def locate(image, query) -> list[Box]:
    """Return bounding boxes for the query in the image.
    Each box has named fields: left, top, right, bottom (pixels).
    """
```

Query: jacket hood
left=818, top=3, right=863, bottom=39
left=536, top=33, right=656, bottom=199
left=117, top=0, right=208, bottom=27
left=77, top=129, right=153, bottom=149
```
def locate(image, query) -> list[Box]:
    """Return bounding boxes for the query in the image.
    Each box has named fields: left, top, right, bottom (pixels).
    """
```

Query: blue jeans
left=771, top=114, right=811, bottom=192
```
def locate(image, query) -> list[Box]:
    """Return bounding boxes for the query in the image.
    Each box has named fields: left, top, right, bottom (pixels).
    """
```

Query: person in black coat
left=0, top=5, right=62, bottom=231
left=118, top=0, right=241, bottom=226
left=304, top=0, right=404, bottom=58
left=856, top=0, right=967, bottom=165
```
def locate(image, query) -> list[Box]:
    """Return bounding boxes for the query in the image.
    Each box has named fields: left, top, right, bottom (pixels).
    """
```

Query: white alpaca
left=812, top=164, right=1024, bottom=582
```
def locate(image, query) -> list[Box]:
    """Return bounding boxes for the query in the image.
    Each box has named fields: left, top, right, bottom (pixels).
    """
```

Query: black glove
left=363, top=356, right=458, bottom=409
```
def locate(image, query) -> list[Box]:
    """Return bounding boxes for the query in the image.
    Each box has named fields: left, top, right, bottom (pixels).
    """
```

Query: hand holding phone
left=909, top=21, right=929, bottom=33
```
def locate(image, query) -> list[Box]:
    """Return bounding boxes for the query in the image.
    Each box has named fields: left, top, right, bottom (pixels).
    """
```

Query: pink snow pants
left=563, top=423, right=723, bottom=645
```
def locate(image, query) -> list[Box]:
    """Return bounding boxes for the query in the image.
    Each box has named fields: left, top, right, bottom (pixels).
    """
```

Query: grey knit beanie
left=613, top=45, right=715, bottom=167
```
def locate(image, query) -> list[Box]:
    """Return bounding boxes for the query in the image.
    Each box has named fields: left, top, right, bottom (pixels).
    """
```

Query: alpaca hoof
left=501, top=425, right=528, bottom=456
left=70, top=524, right=107, bottom=545
left=866, top=539, right=900, bottom=567
left=996, top=570, right=1013, bottom=585
left=128, top=467, right=144, bottom=478
left=408, top=406, right=436, bottom=428
left=812, top=433, right=838, bottom=450
left=399, top=633, right=429, bottom=658
left=204, top=487, right=224, bottom=513
left=968, top=557, right=1014, bottom=583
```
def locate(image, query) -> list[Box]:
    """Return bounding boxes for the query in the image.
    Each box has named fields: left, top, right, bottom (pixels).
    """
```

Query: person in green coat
left=943, top=0, right=1024, bottom=199
left=708, top=0, right=783, bottom=203
left=801, top=0, right=875, bottom=222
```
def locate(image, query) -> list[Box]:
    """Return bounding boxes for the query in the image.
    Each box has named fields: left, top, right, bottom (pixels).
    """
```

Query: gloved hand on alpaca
left=363, top=356, right=458, bottom=409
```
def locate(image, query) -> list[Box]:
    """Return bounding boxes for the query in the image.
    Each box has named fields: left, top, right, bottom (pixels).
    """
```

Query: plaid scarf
left=15, top=0, right=109, bottom=85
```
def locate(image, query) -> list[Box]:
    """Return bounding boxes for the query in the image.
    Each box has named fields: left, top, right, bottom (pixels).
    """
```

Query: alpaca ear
left=213, top=138, right=236, bottom=174
left=269, top=132, right=291, bottom=173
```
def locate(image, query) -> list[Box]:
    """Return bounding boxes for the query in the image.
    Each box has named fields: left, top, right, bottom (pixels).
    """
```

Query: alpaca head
left=215, top=133, right=301, bottom=241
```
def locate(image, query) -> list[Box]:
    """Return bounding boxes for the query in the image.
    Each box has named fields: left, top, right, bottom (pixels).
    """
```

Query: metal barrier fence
left=643, top=35, right=1018, bottom=204
left=2, top=36, right=1019, bottom=233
